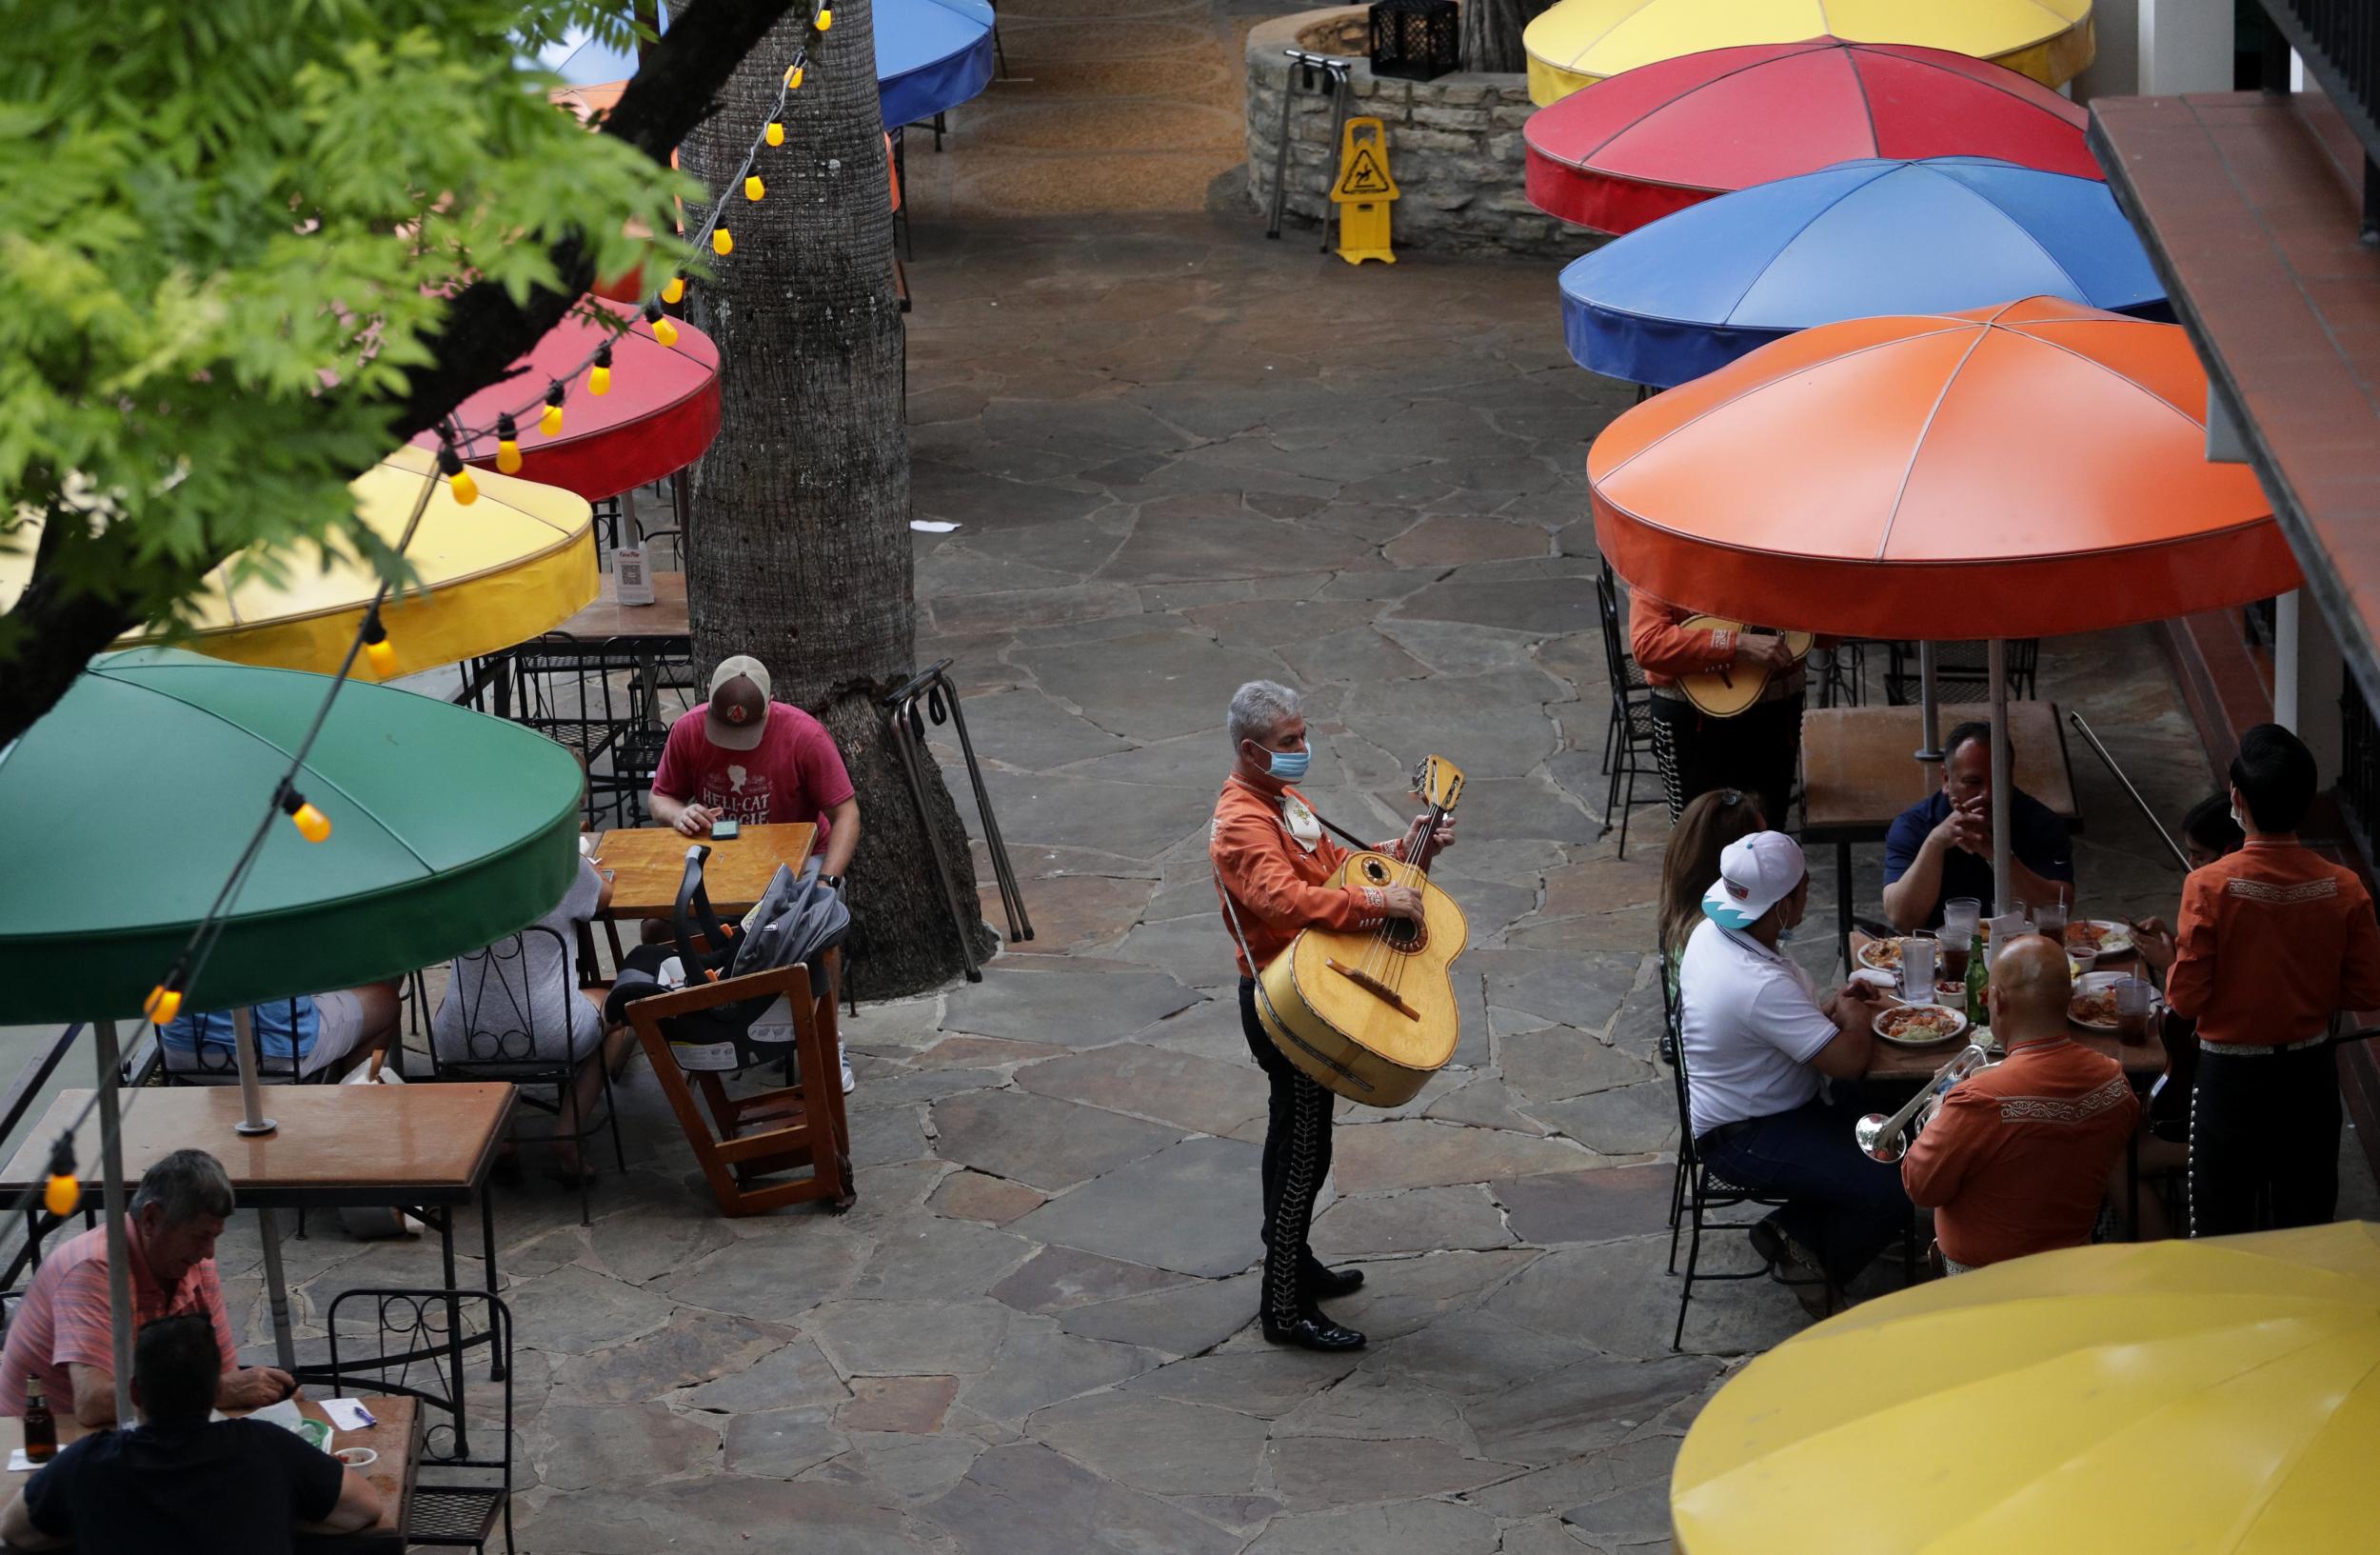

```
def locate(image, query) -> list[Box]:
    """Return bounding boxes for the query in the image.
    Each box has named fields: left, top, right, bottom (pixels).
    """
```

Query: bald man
left=1901, top=936, right=2138, bottom=1272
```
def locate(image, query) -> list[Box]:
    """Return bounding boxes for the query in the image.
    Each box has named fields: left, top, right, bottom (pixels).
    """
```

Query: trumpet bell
left=1855, top=1112, right=1905, bottom=1163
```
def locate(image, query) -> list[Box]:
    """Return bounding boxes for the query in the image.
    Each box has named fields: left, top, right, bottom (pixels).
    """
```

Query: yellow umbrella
left=2, top=446, right=596, bottom=679
left=1523, top=2, right=2095, bottom=105
left=1672, top=1224, right=2380, bottom=1554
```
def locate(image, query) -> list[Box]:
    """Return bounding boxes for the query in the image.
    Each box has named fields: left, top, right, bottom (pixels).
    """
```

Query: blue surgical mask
left=1266, top=748, right=1311, bottom=783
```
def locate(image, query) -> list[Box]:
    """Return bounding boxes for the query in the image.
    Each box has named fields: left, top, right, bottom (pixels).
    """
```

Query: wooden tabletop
left=591, top=823, right=818, bottom=919
left=0, top=1086, right=514, bottom=1208
left=1847, top=931, right=2165, bottom=1084
left=1802, top=701, right=2080, bottom=839
left=552, top=568, right=688, bottom=640
left=0, top=1395, right=420, bottom=1549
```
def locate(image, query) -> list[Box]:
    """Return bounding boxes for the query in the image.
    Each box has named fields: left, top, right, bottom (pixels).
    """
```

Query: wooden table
left=592, top=822, right=818, bottom=919
left=0, top=1087, right=513, bottom=1454
left=1802, top=701, right=2083, bottom=957
left=554, top=568, right=688, bottom=640
left=0, top=1396, right=421, bottom=1552
left=1847, top=930, right=2163, bottom=1084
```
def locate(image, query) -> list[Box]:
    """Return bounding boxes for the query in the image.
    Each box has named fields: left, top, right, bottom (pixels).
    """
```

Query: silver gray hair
left=1227, top=681, right=1302, bottom=751
left=130, top=1149, right=234, bottom=1225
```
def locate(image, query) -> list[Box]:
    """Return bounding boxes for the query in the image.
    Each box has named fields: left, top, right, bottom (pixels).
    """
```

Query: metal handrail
left=0, top=1024, right=163, bottom=1291
left=2261, top=0, right=2380, bottom=240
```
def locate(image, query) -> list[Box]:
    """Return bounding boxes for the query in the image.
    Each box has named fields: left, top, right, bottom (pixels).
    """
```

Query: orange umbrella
left=1589, top=296, right=2295, bottom=643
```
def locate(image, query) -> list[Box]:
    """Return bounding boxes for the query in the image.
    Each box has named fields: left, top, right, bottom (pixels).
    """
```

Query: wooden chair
left=624, top=951, right=858, bottom=1217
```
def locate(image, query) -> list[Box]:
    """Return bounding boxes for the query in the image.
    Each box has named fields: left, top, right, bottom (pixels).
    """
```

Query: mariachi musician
left=1210, top=680, right=1452, bottom=1353
left=1631, top=586, right=1810, bottom=831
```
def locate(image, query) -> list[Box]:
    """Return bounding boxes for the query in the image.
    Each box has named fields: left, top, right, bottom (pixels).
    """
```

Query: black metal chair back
left=1884, top=639, right=2040, bottom=707
left=159, top=998, right=312, bottom=1085
left=323, top=1287, right=513, bottom=1554
left=1594, top=563, right=1663, bottom=857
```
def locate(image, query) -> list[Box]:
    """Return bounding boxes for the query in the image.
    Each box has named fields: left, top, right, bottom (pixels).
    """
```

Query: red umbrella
left=423, top=297, right=721, bottom=503
left=1526, top=37, right=2097, bottom=235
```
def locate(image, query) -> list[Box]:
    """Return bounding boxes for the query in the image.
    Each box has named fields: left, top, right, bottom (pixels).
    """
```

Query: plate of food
left=2069, top=969, right=2126, bottom=1030
left=1873, top=1003, right=1970, bottom=1047
left=1855, top=936, right=1931, bottom=972
left=2064, top=920, right=2134, bottom=964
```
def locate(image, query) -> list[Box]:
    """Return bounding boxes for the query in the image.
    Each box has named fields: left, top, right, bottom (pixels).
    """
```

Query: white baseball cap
left=704, top=655, right=772, bottom=751
left=1703, top=831, right=1807, bottom=929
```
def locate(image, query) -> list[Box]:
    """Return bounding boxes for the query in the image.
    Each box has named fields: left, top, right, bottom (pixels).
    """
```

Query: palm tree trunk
left=675, top=0, right=993, bottom=995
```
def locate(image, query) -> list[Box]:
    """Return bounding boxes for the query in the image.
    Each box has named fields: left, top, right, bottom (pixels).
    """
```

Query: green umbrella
left=0, top=648, right=582, bottom=1022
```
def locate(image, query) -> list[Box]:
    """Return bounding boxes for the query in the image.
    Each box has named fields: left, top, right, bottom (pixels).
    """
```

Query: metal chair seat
left=410, top=1485, right=506, bottom=1546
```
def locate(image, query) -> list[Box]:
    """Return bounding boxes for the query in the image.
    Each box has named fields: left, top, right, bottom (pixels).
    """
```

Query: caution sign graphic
left=1328, top=117, right=1397, bottom=266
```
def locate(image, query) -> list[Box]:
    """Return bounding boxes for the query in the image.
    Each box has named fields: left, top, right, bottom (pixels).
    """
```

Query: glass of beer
left=2115, top=976, right=2154, bottom=1047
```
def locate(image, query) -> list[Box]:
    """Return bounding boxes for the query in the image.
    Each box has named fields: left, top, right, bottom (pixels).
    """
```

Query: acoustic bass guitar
left=1676, top=615, right=1815, bottom=718
left=1253, top=755, right=1469, bottom=1108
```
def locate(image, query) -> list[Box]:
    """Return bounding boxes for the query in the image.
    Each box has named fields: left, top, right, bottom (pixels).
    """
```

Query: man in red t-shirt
left=649, top=655, right=862, bottom=886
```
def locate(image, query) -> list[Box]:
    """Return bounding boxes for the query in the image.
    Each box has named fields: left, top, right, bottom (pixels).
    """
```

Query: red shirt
left=1211, top=779, right=1403, bottom=980
left=0, top=1225, right=237, bottom=1416
left=651, top=702, right=856, bottom=840
left=1901, top=1036, right=2137, bottom=1268
left=2167, top=838, right=2380, bottom=1047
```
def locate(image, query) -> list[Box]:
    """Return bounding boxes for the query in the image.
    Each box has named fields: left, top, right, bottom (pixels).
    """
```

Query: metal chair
left=1665, top=1009, right=1810, bottom=1350
left=1594, top=563, right=1663, bottom=858
left=1883, top=639, right=2038, bottom=706
left=510, top=633, right=658, bottom=829
left=322, top=1287, right=513, bottom=1554
left=428, top=926, right=625, bottom=1226
left=156, top=999, right=315, bottom=1086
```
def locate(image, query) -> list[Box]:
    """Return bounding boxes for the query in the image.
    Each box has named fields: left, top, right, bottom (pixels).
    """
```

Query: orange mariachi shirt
left=2167, top=837, right=2380, bottom=1047
left=1628, top=590, right=1738, bottom=687
left=1211, top=777, right=1406, bottom=980
left=1900, top=1036, right=2137, bottom=1268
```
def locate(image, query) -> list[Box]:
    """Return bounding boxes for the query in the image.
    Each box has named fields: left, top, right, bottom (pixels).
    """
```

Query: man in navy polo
left=1881, top=721, right=2073, bottom=933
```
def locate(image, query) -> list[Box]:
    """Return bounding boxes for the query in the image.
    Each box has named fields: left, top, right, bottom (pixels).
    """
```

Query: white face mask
left=2231, top=802, right=2251, bottom=834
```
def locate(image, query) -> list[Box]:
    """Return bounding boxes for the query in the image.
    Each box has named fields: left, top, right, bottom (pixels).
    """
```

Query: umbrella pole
left=228, top=1007, right=276, bottom=1136
left=91, top=1020, right=135, bottom=1426
left=1990, top=639, right=2013, bottom=911
left=1916, top=642, right=1943, bottom=762
left=256, top=1207, right=298, bottom=1373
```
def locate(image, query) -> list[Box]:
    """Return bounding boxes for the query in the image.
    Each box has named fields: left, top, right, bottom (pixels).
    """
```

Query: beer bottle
left=1962, top=930, right=1990, bottom=1033
left=23, top=1376, right=55, bottom=1463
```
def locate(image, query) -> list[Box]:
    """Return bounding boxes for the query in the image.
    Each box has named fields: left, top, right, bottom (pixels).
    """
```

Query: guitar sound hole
left=1382, top=918, right=1428, bottom=955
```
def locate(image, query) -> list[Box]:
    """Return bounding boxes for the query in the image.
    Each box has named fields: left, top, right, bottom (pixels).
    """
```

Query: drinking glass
left=2115, top=976, right=2154, bottom=1047
left=2031, top=898, right=2069, bottom=947
left=1942, top=897, right=1982, bottom=945
left=1898, top=938, right=1937, bottom=1004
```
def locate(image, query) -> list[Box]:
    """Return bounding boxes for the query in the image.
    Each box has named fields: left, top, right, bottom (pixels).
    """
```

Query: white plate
left=1873, top=1004, right=1970, bottom=1048
left=2069, top=969, right=2128, bottom=1030
left=1856, top=935, right=1933, bottom=972
left=2064, top=919, right=2133, bottom=964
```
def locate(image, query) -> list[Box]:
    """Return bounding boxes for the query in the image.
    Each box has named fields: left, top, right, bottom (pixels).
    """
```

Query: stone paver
left=197, top=14, right=2368, bottom=1550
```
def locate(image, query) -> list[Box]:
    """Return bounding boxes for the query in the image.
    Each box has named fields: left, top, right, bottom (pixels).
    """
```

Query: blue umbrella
left=880, top=0, right=998, bottom=129
left=1560, top=156, right=2172, bottom=389
left=543, top=2, right=996, bottom=129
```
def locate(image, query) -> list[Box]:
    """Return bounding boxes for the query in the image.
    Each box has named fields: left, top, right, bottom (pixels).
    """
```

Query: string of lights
left=15, top=2, right=839, bottom=1225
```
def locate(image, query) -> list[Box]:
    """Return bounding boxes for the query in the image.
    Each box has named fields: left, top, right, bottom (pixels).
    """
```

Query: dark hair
left=133, top=1315, right=221, bottom=1425
left=2230, top=723, right=2317, bottom=833
left=1659, top=787, right=1767, bottom=954
left=1943, top=721, right=1998, bottom=765
left=2183, top=792, right=2245, bottom=856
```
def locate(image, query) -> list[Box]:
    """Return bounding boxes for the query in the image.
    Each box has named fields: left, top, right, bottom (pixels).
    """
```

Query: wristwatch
left=820, top=873, right=844, bottom=892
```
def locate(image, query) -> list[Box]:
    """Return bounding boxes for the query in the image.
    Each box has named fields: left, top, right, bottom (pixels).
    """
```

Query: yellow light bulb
left=817, top=7, right=832, bottom=30
left=712, top=228, right=733, bottom=256
left=541, top=403, right=565, bottom=436
left=365, top=635, right=397, bottom=678
left=788, top=66, right=804, bottom=90
left=291, top=802, right=332, bottom=844
left=590, top=364, right=612, bottom=395
left=766, top=120, right=784, bottom=147
left=654, top=317, right=680, bottom=348
left=745, top=174, right=764, bottom=202
left=44, top=1175, right=79, bottom=1217
left=144, top=984, right=184, bottom=1026
left=662, top=275, right=684, bottom=304
left=497, top=437, right=523, bottom=474
left=448, top=467, right=478, bottom=505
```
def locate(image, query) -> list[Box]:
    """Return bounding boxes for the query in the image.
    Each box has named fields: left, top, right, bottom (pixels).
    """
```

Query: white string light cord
left=13, top=6, right=833, bottom=1224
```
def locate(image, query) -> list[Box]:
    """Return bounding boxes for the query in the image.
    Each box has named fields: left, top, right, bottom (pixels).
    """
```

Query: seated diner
left=1882, top=720, right=2073, bottom=932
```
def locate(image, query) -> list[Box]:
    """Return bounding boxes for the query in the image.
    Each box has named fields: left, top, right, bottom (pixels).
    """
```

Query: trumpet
left=1854, top=1044, right=1996, bottom=1163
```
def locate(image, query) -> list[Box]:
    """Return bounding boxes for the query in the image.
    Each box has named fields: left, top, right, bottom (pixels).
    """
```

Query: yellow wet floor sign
left=1330, top=117, right=1398, bottom=266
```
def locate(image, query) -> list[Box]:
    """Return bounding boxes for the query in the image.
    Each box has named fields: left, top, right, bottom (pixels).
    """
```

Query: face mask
left=1265, top=748, right=1312, bottom=783
left=2231, top=803, right=2251, bottom=834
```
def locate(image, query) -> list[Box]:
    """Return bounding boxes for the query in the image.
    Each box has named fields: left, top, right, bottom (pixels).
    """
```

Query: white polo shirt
left=1677, top=917, right=1840, bottom=1138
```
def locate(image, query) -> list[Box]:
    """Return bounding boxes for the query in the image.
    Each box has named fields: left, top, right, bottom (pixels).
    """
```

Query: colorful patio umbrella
left=0, top=649, right=585, bottom=1022
left=1590, top=295, right=2295, bottom=902
left=1673, top=1224, right=2380, bottom=1554
left=1524, top=0, right=2096, bottom=105
left=1561, top=159, right=2168, bottom=388
left=0, top=448, right=597, bottom=679
left=1524, top=38, right=2096, bottom=235
left=424, top=297, right=721, bottom=503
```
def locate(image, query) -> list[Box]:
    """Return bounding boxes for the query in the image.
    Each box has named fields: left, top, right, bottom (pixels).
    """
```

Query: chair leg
left=1616, top=759, right=1636, bottom=859
left=1667, top=1172, right=1687, bottom=1272
left=1673, top=1189, right=1704, bottom=1350
left=567, top=1083, right=591, bottom=1227
left=601, top=1050, right=628, bottom=1175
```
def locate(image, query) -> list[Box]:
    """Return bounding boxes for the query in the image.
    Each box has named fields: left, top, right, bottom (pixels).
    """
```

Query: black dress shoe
left=1261, top=1310, right=1367, bottom=1351
left=1302, top=1258, right=1365, bottom=1299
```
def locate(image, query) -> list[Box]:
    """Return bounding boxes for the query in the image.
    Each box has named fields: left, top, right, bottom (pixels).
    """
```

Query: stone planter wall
left=1243, top=10, right=1592, bottom=260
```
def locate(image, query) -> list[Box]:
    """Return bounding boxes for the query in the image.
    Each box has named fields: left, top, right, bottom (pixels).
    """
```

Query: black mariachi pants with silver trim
left=1650, top=690, right=1802, bottom=833
left=1240, top=977, right=1334, bottom=1323
left=2190, top=1041, right=2340, bottom=1237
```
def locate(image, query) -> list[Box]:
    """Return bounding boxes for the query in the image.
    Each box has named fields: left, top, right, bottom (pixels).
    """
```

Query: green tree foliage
left=0, top=1, right=789, bottom=739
